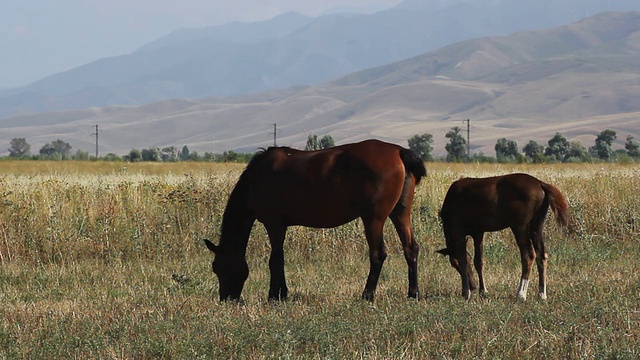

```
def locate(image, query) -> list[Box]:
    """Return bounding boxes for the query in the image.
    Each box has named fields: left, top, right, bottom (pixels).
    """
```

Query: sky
left=1, top=0, right=403, bottom=88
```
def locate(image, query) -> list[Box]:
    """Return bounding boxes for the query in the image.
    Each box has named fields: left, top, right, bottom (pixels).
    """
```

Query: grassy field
left=0, top=161, right=638, bottom=359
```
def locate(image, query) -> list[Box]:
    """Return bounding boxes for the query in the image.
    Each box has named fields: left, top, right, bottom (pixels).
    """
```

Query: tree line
left=4, top=129, right=639, bottom=163
left=4, top=139, right=253, bottom=162
left=408, top=127, right=640, bottom=163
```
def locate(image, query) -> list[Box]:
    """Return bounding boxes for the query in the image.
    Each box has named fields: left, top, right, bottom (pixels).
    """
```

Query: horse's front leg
left=266, top=224, right=288, bottom=301
left=458, top=249, right=472, bottom=300
left=454, top=235, right=477, bottom=300
left=471, top=232, right=487, bottom=296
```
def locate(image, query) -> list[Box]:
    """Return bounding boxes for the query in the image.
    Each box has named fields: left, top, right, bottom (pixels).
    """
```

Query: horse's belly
left=467, top=218, right=509, bottom=233
left=282, top=209, right=359, bottom=228
left=256, top=200, right=359, bottom=229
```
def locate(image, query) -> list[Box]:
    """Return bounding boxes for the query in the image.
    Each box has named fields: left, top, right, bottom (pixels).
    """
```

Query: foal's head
left=204, top=239, right=249, bottom=301
left=436, top=247, right=460, bottom=269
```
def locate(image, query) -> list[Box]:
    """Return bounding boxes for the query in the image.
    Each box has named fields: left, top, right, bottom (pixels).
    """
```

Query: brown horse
left=436, top=173, right=568, bottom=301
left=204, top=139, right=427, bottom=302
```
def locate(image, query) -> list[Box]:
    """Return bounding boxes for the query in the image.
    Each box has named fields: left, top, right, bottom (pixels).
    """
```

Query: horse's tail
left=399, top=147, right=427, bottom=184
left=542, top=182, right=569, bottom=228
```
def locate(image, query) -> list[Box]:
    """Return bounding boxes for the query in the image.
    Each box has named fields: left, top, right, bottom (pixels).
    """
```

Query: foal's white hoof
left=538, top=293, right=548, bottom=301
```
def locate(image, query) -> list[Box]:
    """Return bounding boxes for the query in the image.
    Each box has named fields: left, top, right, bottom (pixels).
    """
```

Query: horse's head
left=204, top=239, right=249, bottom=301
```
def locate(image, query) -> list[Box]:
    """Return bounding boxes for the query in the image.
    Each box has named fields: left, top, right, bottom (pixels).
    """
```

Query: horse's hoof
left=361, top=291, right=375, bottom=302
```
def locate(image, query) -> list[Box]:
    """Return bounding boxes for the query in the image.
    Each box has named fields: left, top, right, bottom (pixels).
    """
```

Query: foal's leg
left=390, top=208, right=420, bottom=299
left=532, top=222, right=548, bottom=300
left=457, top=240, right=473, bottom=300
left=265, top=224, right=288, bottom=301
left=513, top=227, right=535, bottom=301
left=447, top=227, right=474, bottom=300
left=361, top=217, right=388, bottom=302
left=471, top=232, right=487, bottom=296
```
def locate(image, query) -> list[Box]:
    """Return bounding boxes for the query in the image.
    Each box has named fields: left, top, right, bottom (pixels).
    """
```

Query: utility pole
left=269, top=123, right=278, bottom=147
left=91, top=124, right=99, bottom=158
left=463, top=119, right=470, bottom=157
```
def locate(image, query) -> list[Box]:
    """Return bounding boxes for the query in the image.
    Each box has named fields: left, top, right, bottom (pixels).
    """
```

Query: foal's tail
left=400, top=148, right=427, bottom=184
left=542, top=182, right=569, bottom=227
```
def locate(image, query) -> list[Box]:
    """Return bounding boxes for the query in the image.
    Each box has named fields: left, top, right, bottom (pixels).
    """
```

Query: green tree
left=141, top=147, right=161, bottom=161
left=103, top=153, right=122, bottom=162
left=305, top=134, right=320, bottom=151
left=522, top=140, right=545, bottom=163
left=408, top=133, right=434, bottom=161
left=128, top=149, right=142, bottom=162
left=221, top=150, right=238, bottom=162
left=319, top=135, right=335, bottom=149
left=565, top=141, right=589, bottom=163
left=8, top=138, right=31, bottom=157
left=445, top=127, right=467, bottom=162
left=494, top=138, right=519, bottom=163
left=202, top=152, right=216, bottom=161
left=73, top=149, right=90, bottom=160
left=305, top=134, right=334, bottom=150
left=161, top=146, right=178, bottom=162
left=625, top=135, right=640, bottom=157
left=471, top=152, right=496, bottom=163
left=188, top=151, right=201, bottom=161
left=39, top=139, right=72, bottom=159
left=180, top=145, right=190, bottom=161
left=590, top=129, right=617, bottom=160
left=545, top=133, right=570, bottom=162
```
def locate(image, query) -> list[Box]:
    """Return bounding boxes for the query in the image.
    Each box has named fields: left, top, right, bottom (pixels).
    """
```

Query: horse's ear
left=436, top=248, right=451, bottom=256
left=203, top=239, right=219, bottom=253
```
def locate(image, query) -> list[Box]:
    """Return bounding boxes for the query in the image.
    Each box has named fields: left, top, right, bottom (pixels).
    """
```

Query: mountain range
left=1, top=2, right=640, bottom=156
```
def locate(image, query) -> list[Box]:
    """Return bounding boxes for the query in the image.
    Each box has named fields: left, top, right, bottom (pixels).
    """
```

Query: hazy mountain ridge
left=134, top=12, right=315, bottom=53
left=2, top=0, right=640, bottom=118
left=1, top=11, right=639, bottom=157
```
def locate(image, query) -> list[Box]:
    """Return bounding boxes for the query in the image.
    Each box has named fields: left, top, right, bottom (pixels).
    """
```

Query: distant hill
left=1, top=11, right=639, bottom=157
left=1, top=0, right=640, bottom=118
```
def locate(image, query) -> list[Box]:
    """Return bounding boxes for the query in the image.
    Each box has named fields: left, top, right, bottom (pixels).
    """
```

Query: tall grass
left=0, top=161, right=638, bottom=358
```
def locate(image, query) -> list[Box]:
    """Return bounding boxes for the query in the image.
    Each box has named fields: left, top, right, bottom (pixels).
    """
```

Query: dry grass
left=0, top=161, right=638, bottom=358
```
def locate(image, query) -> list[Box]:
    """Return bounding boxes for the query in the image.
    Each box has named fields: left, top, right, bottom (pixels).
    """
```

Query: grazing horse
left=436, top=173, right=569, bottom=300
left=204, top=139, right=427, bottom=302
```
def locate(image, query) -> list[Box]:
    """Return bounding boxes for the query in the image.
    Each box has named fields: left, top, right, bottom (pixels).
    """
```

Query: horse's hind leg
left=265, top=224, right=288, bottom=301
left=513, top=227, right=535, bottom=301
left=361, top=217, right=388, bottom=302
left=532, top=222, right=548, bottom=300
left=390, top=206, right=420, bottom=299
left=471, top=232, right=487, bottom=296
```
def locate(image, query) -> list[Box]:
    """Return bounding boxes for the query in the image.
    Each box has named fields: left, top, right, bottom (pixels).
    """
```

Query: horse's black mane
left=219, top=146, right=298, bottom=247
left=243, top=146, right=297, bottom=175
